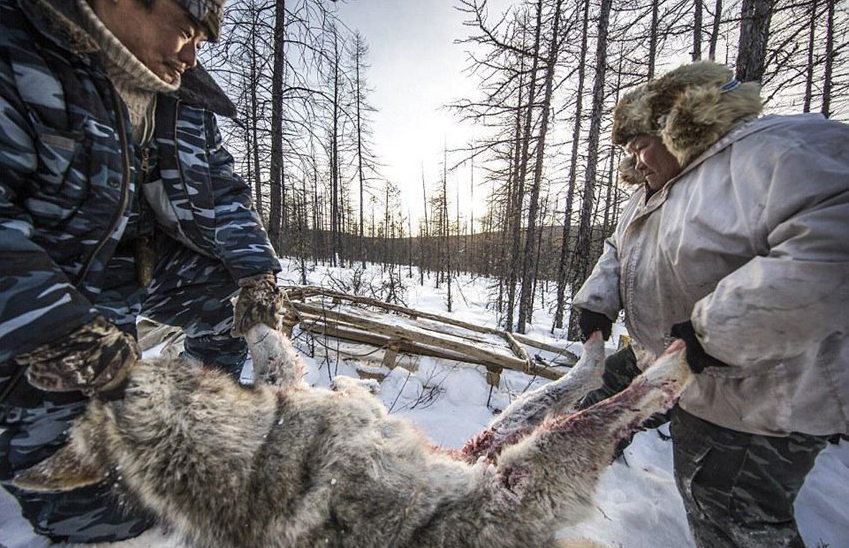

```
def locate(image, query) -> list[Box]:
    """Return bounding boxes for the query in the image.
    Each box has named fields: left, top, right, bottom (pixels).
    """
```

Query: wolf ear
left=12, top=445, right=106, bottom=492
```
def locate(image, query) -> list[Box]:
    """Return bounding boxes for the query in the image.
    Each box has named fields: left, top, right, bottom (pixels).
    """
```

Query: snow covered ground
left=2, top=259, right=847, bottom=547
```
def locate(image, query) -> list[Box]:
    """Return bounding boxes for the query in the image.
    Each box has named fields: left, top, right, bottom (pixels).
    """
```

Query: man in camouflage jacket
left=0, top=0, right=280, bottom=541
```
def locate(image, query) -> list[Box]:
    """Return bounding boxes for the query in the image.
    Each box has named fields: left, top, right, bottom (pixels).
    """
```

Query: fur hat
left=617, top=155, right=645, bottom=186
left=611, top=61, right=763, bottom=167
left=173, top=0, right=225, bottom=41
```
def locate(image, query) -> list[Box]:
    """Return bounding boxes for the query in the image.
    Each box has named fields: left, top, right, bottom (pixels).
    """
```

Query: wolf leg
left=331, top=376, right=380, bottom=395
left=230, top=278, right=305, bottom=389
left=488, top=342, right=691, bottom=525
left=461, top=333, right=606, bottom=461
left=243, top=324, right=305, bottom=389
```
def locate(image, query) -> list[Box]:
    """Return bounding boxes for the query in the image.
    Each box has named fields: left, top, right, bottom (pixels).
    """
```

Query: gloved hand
left=16, top=317, right=139, bottom=398
left=577, top=308, right=613, bottom=341
left=670, top=320, right=729, bottom=374
left=231, top=272, right=284, bottom=337
left=577, top=345, right=641, bottom=410
left=577, top=346, right=668, bottom=461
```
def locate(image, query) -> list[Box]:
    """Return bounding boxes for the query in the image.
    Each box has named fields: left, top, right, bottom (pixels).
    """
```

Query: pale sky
left=335, top=0, right=511, bottom=229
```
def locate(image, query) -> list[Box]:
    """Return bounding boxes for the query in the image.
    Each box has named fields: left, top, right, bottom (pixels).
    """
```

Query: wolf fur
left=13, top=289, right=691, bottom=547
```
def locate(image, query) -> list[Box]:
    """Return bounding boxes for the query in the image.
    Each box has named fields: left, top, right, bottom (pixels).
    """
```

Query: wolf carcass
left=13, top=280, right=691, bottom=547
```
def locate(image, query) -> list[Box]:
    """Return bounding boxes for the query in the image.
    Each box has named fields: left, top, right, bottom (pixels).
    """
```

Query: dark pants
left=1, top=236, right=244, bottom=543
left=142, top=234, right=247, bottom=377
left=0, top=399, right=155, bottom=543
left=671, top=407, right=830, bottom=548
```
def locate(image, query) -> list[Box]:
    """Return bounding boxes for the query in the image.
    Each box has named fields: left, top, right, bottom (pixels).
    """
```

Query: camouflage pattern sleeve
left=204, top=111, right=280, bottom=280
left=0, top=50, right=98, bottom=363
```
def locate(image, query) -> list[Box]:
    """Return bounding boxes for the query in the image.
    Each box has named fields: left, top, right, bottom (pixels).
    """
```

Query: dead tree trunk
left=553, top=0, right=590, bottom=333
left=569, top=0, right=612, bottom=341
left=443, top=146, right=453, bottom=312
left=330, top=27, right=341, bottom=267
left=507, top=5, right=543, bottom=332
left=421, top=169, right=429, bottom=285
left=708, top=0, right=723, bottom=61
left=735, top=0, right=775, bottom=82
left=693, top=0, right=703, bottom=60
left=822, top=0, right=834, bottom=117
left=247, top=6, right=264, bottom=219
left=649, top=0, right=660, bottom=78
left=268, top=0, right=286, bottom=251
left=518, top=0, right=565, bottom=333
left=505, top=52, right=530, bottom=331
left=803, top=0, right=817, bottom=113
left=354, top=34, right=367, bottom=268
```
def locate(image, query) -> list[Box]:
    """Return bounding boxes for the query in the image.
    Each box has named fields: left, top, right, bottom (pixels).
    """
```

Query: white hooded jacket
left=574, top=113, right=849, bottom=436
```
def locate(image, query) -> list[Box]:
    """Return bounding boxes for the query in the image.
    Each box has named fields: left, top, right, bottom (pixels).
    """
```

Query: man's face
left=97, top=0, right=207, bottom=84
left=625, top=135, right=683, bottom=191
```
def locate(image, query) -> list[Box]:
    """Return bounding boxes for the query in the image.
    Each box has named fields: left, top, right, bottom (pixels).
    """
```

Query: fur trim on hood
left=612, top=61, right=763, bottom=167
left=18, top=0, right=237, bottom=118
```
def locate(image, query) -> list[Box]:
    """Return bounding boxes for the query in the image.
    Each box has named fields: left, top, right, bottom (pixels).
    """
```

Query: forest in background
left=201, top=0, right=847, bottom=339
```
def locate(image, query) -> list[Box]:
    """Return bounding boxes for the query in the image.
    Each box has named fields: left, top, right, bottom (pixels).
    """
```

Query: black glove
left=17, top=317, right=139, bottom=397
left=577, top=346, right=668, bottom=460
left=670, top=320, right=729, bottom=374
left=577, top=345, right=640, bottom=409
left=577, top=309, right=613, bottom=341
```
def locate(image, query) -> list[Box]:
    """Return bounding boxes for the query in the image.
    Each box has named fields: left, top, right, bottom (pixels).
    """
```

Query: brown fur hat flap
left=612, top=61, right=763, bottom=167
left=617, top=155, right=645, bottom=186
left=611, top=86, right=655, bottom=145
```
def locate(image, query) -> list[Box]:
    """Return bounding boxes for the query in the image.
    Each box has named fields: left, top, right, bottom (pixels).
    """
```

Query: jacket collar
left=628, top=116, right=758, bottom=220
left=18, top=0, right=237, bottom=117
left=656, top=114, right=760, bottom=190
left=632, top=113, right=825, bottom=219
left=19, top=0, right=100, bottom=54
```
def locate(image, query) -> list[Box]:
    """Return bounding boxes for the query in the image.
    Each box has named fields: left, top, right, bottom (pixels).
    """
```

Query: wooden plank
left=297, top=318, right=563, bottom=381
left=503, top=332, right=531, bottom=363
left=283, top=286, right=504, bottom=336
left=485, top=367, right=503, bottom=387
left=338, top=305, right=499, bottom=346
left=302, top=321, right=562, bottom=377
left=304, top=306, right=507, bottom=356
left=282, top=286, right=566, bottom=381
left=382, top=338, right=402, bottom=369
left=511, top=332, right=580, bottom=364
left=292, top=302, right=523, bottom=367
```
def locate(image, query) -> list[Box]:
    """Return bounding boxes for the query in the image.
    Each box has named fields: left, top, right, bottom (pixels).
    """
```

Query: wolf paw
left=331, top=376, right=381, bottom=395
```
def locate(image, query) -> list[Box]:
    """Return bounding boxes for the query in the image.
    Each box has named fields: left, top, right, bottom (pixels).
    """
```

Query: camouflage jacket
left=0, top=0, right=280, bottom=364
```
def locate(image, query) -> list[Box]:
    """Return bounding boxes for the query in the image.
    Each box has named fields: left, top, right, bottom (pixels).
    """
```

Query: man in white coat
left=572, top=60, right=849, bottom=547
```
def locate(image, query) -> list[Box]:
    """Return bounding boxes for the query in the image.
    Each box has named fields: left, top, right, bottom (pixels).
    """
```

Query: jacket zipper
left=75, top=86, right=132, bottom=287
